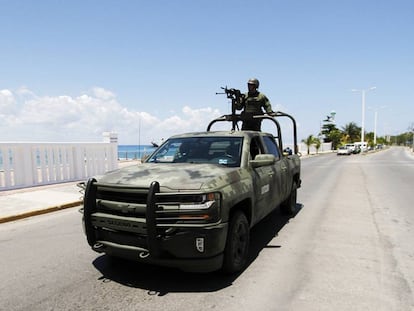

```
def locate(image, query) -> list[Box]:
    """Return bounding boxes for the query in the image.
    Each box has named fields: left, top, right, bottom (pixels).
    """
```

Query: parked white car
left=345, top=144, right=356, bottom=153
left=337, top=146, right=352, bottom=156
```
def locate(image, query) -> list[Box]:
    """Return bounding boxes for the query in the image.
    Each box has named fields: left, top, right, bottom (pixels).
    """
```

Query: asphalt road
left=1, top=146, right=413, bottom=311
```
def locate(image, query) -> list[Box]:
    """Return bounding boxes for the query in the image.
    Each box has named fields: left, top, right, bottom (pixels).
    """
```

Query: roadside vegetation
left=304, top=119, right=413, bottom=151
left=301, top=135, right=321, bottom=155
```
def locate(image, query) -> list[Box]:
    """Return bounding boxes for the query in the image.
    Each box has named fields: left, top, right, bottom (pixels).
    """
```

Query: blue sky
left=1, top=0, right=413, bottom=144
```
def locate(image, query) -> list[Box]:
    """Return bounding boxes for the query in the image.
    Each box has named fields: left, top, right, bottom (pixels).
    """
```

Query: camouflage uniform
left=236, top=91, right=273, bottom=131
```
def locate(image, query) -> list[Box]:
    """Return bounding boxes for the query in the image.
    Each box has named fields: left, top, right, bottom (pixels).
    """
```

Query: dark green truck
left=81, top=112, right=301, bottom=273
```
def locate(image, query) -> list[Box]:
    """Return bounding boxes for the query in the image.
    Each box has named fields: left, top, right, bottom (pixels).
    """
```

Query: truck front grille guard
left=146, top=181, right=161, bottom=258
left=83, top=178, right=161, bottom=259
left=84, top=178, right=97, bottom=247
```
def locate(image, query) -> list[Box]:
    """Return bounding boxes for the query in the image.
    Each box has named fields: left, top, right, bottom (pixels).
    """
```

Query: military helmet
left=247, top=78, right=259, bottom=88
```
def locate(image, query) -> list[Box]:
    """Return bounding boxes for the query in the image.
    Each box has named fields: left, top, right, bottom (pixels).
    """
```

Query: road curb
left=0, top=201, right=82, bottom=224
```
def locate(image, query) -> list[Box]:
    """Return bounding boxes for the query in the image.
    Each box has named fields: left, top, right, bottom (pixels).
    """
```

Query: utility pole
left=352, top=87, right=376, bottom=147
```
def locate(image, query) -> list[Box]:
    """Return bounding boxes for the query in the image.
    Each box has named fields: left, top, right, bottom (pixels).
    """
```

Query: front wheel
left=280, top=182, right=297, bottom=215
left=222, top=211, right=250, bottom=274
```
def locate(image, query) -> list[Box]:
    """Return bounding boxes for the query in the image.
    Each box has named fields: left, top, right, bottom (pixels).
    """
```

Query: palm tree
left=302, top=135, right=314, bottom=155
left=330, top=129, right=342, bottom=150
left=314, top=137, right=321, bottom=154
left=342, top=122, right=361, bottom=143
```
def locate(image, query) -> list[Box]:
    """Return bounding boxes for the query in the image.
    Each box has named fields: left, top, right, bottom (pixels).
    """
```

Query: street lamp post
left=411, top=130, right=414, bottom=152
left=374, top=110, right=378, bottom=146
left=352, top=87, right=376, bottom=146
left=370, top=105, right=386, bottom=146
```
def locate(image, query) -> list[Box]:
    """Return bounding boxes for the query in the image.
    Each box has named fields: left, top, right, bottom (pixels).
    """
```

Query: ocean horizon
left=118, top=145, right=157, bottom=160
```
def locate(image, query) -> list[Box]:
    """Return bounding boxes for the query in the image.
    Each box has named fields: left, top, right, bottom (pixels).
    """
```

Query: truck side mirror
left=250, top=154, right=276, bottom=168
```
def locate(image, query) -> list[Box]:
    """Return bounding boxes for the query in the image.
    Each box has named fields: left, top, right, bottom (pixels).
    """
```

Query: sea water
left=118, top=145, right=156, bottom=160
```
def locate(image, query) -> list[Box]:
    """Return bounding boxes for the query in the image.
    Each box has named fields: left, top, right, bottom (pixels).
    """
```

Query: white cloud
left=0, top=89, right=16, bottom=114
left=16, top=86, right=38, bottom=98
left=0, top=87, right=224, bottom=144
left=91, top=87, right=116, bottom=100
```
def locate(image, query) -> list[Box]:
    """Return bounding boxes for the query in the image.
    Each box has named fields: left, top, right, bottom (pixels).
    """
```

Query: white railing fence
left=0, top=133, right=118, bottom=190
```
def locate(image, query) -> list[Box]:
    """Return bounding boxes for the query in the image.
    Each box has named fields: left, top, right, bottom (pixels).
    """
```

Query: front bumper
left=92, top=223, right=228, bottom=273
left=83, top=179, right=228, bottom=273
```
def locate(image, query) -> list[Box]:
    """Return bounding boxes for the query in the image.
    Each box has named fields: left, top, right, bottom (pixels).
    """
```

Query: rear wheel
left=280, top=182, right=297, bottom=215
left=222, top=211, right=250, bottom=274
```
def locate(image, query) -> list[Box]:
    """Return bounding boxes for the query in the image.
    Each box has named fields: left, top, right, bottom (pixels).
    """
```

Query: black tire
left=222, top=211, right=250, bottom=274
left=280, top=182, right=297, bottom=215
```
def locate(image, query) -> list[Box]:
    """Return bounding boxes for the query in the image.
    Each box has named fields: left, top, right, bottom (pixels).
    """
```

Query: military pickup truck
left=81, top=111, right=301, bottom=274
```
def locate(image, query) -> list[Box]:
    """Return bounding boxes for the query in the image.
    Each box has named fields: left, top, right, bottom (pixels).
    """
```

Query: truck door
left=250, top=137, right=274, bottom=222
left=262, top=136, right=287, bottom=206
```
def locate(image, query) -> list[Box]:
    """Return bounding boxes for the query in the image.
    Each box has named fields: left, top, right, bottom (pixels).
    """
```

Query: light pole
left=374, top=110, right=378, bottom=146
left=352, top=87, right=376, bottom=145
left=370, top=105, right=386, bottom=146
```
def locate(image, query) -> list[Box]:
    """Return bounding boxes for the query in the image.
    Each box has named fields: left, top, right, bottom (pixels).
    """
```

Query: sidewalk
left=0, top=160, right=140, bottom=224
left=0, top=182, right=83, bottom=223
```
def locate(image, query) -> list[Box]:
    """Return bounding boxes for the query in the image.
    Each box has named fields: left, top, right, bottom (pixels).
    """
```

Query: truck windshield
left=146, top=137, right=243, bottom=167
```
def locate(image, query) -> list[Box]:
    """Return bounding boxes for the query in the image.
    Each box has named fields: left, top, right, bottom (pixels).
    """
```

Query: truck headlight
left=179, top=193, right=217, bottom=210
left=156, top=192, right=221, bottom=224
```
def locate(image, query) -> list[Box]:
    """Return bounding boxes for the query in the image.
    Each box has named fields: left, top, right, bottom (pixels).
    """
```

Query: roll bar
left=206, top=111, right=299, bottom=155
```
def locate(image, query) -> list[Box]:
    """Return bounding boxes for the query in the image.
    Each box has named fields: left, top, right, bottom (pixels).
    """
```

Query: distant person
left=236, top=78, right=275, bottom=131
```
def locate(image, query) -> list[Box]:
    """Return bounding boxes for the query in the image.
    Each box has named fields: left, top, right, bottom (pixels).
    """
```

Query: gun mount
left=216, top=87, right=245, bottom=130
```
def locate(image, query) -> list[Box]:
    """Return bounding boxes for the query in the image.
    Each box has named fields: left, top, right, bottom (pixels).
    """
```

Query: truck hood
left=96, top=163, right=242, bottom=191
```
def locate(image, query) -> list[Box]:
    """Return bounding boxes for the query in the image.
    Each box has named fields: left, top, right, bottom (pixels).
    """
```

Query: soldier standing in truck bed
left=236, top=78, right=275, bottom=131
